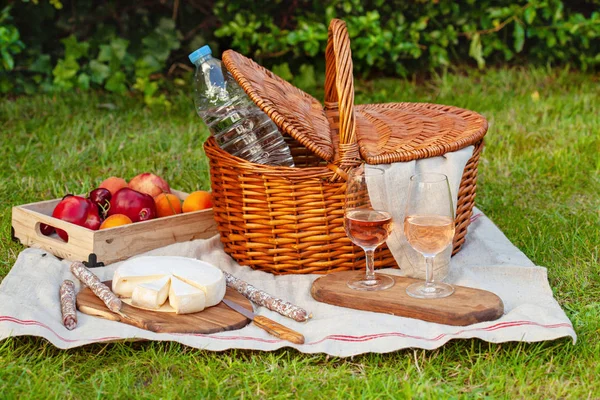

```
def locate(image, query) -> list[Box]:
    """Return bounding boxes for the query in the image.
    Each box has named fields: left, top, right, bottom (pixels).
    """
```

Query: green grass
left=1, top=66, right=599, bottom=398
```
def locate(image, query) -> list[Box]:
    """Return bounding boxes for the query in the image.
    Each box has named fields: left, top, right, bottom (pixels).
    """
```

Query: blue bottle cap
left=188, top=45, right=212, bottom=64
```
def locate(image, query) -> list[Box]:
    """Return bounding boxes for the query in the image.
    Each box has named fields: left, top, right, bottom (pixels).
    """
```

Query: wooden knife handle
left=253, top=315, right=305, bottom=344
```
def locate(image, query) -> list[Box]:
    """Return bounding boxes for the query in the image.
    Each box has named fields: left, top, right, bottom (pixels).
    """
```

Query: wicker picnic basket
left=204, top=19, right=488, bottom=275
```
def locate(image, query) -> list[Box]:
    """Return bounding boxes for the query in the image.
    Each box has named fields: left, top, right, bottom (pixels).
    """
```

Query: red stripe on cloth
left=0, top=316, right=121, bottom=343
left=1, top=316, right=573, bottom=346
left=172, top=332, right=281, bottom=343
left=308, top=320, right=574, bottom=345
left=470, top=213, right=483, bottom=222
left=0, top=315, right=281, bottom=344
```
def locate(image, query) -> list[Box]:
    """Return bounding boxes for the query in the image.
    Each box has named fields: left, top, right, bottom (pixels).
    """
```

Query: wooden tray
left=11, top=189, right=218, bottom=266
left=311, top=271, right=504, bottom=326
left=77, top=282, right=252, bottom=334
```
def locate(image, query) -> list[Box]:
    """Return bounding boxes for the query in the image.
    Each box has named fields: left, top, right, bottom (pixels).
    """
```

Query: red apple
left=51, top=195, right=100, bottom=241
left=128, top=173, right=171, bottom=197
left=83, top=199, right=102, bottom=230
left=108, top=188, right=157, bottom=222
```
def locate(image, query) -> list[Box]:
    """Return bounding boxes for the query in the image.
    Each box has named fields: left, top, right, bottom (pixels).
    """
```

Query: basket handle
left=324, top=19, right=361, bottom=179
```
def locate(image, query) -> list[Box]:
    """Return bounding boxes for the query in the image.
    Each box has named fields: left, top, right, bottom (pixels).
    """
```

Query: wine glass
left=344, top=165, right=395, bottom=291
left=404, top=173, right=456, bottom=299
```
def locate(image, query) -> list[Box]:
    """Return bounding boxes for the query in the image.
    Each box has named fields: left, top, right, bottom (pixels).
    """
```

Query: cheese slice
left=168, top=276, right=206, bottom=314
left=172, top=272, right=226, bottom=308
left=112, top=273, right=166, bottom=298
left=112, top=256, right=226, bottom=314
left=131, top=276, right=171, bottom=310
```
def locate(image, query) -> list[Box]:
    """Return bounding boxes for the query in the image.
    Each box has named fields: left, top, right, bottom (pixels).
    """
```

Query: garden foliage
left=1, top=0, right=598, bottom=106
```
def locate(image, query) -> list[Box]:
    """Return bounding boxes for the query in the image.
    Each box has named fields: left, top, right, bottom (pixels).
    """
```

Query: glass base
left=406, top=282, right=454, bottom=299
left=347, top=273, right=395, bottom=291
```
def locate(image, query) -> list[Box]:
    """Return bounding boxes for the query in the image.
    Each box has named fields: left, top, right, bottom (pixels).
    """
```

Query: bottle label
left=225, top=104, right=242, bottom=124
left=230, top=112, right=241, bottom=124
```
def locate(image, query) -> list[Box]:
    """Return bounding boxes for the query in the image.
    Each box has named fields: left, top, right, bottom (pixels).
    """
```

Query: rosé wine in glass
left=404, top=173, right=456, bottom=299
left=344, top=166, right=395, bottom=291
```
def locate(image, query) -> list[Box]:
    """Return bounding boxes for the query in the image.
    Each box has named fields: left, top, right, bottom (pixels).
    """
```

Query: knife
left=222, top=298, right=305, bottom=344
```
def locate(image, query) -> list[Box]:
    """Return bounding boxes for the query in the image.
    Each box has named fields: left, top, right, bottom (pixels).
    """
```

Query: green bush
left=214, top=0, right=600, bottom=75
left=0, top=6, right=25, bottom=84
left=1, top=0, right=599, bottom=104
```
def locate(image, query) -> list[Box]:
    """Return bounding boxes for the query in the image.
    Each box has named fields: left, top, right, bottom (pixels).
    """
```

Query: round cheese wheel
left=112, top=256, right=226, bottom=314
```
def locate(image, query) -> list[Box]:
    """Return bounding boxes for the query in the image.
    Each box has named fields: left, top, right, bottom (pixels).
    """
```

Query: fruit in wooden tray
left=154, top=193, right=182, bottom=217
left=128, top=173, right=171, bottom=198
left=108, top=187, right=157, bottom=222
left=52, top=195, right=102, bottom=241
left=84, top=204, right=102, bottom=231
left=182, top=190, right=212, bottom=212
left=45, top=172, right=212, bottom=238
left=98, top=176, right=128, bottom=195
left=88, top=188, right=111, bottom=218
left=100, top=214, right=133, bottom=229
left=40, top=223, right=54, bottom=236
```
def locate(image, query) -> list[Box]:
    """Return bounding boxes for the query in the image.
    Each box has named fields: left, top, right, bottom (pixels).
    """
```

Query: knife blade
left=222, top=298, right=305, bottom=344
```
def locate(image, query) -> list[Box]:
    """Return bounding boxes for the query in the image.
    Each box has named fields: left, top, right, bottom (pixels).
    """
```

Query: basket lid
left=222, top=50, right=335, bottom=162
left=354, top=103, right=489, bottom=163
left=223, top=46, right=488, bottom=167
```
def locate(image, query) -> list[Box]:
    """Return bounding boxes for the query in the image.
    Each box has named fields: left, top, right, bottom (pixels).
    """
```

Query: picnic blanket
left=0, top=207, right=576, bottom=356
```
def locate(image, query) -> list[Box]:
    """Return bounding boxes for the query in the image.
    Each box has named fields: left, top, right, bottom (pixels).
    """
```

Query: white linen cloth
left=366, top=145, right=474, bottom=280
left=0, top=208, right=576, bottom=356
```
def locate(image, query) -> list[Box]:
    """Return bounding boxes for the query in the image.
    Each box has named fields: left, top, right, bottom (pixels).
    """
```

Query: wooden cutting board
left=76, top=282, right=252, bottom=334
left=311, top=271, right=504, bottom=326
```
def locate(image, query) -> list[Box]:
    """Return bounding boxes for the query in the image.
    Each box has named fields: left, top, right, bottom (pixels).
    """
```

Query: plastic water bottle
left=189, top=45, right=294, bottom=167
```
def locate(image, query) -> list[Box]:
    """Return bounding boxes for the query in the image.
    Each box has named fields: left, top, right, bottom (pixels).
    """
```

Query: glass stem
left=364, top=248, right=376, bottom=281
left=425, top=255, right=434, bottom=286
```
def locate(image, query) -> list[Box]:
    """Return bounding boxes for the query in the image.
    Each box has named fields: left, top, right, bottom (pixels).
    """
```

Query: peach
left=98, top=176, right=128, bottom=196
left=100, top=214, right=133, bottom=229
left=128, top=173, right=171, bottom=198
left=182, top=191, right=212, bottom=212
left=154, top=193, right=182, bottom=217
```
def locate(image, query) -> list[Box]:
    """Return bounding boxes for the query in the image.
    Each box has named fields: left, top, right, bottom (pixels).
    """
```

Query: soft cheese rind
left=111, top=256, right=226, bottom=313
left=169, top=276, right=206, bottom=314
left=131, top=276, right=171, bottom=310
left=112, top=273, right=165, bottom=298
left=172, top=269, right=226, bottom=308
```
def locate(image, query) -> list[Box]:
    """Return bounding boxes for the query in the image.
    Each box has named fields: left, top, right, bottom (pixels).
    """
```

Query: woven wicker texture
left=205, top=138, right=397, bottom=275
left=354, top=103, right=487, bottom=163
left=205, top=19, right=488, bottom=274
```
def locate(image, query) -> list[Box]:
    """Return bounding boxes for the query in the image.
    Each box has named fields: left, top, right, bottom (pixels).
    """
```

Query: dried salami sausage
left=224, top=272, right=311, bottom=322
left=70, top=262, right=122, bottom=313
left=59, top=280, right=77, bottom=330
